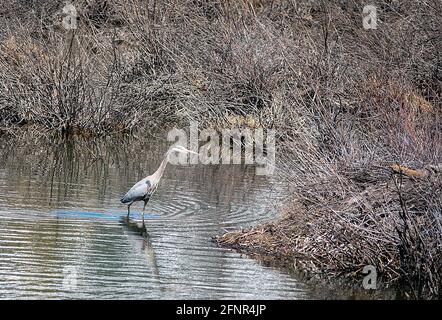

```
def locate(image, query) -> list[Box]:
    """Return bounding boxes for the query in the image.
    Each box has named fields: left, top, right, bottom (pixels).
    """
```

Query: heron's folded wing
left=121, top=182, right=148, bottom=203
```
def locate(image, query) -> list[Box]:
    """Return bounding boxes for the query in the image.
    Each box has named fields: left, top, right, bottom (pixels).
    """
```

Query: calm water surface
left=0, top=135, right=318, bottom=299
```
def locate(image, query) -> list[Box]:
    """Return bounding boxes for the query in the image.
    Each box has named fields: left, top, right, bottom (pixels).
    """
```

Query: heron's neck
left=151, top=152, right=170, bottom=182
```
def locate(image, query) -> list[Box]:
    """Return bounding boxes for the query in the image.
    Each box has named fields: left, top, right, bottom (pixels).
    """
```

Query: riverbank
left=1, top=1, right=437, bottom=138
left=216, top=164, right=441, bottom=299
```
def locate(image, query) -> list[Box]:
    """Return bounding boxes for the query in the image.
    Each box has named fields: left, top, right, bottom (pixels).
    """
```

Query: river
left=0, top=134, right=395, bottom=299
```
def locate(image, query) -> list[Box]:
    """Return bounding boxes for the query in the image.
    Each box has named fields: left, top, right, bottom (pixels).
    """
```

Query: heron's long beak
left=187, top=150, right=199, bottom=155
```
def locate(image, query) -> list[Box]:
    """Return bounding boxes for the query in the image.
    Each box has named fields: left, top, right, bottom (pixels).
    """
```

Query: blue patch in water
left=53, top=211, right=160, bottom=220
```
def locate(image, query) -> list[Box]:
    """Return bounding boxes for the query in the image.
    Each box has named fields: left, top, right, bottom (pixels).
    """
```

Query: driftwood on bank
left=390, top=164, right=442, bottom=179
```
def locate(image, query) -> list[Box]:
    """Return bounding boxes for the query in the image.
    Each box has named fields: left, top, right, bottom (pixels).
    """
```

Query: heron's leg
left=142, top=200, right=147, bottom=226
left=127, top=204, right=131, bottom=219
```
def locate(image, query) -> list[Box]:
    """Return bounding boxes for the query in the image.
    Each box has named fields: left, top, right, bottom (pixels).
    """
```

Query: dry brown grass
left=1, top=0, right=441, bottom=299
left=216, top=165, right=441, bottom=298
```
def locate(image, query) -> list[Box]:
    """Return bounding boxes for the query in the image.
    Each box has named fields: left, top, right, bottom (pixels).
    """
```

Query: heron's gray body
left=121, top=178, right=156, bottom=204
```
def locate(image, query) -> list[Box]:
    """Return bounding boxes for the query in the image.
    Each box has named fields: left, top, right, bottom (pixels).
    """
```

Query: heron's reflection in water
left=119, top=217, right=161, bottom=282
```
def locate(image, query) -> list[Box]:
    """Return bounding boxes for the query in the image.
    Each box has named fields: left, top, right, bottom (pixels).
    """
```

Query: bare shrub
left=211, top=0, right=441, bottom=299
left=0, top=0, right=441, bottom=298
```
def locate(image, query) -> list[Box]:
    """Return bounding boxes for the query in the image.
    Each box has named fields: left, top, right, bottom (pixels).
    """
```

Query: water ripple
left=0, top=138, right=311, bottom=299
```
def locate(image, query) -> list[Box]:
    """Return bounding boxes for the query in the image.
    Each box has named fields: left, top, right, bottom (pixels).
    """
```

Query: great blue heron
left=121, top=145, right=198, bottom=225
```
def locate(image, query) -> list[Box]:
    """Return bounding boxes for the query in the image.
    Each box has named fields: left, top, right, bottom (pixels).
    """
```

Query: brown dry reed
left=0, top=0, right=440, bottom=299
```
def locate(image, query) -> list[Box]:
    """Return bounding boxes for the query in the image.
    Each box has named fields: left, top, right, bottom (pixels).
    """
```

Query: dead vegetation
left=0, top=0, right=289, bottom=135
left=0, top=0, right=441, bottom=299
left=216, top=164, right=442, bottom=299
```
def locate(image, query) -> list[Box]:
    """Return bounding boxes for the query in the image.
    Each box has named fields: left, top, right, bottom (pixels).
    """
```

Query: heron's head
left=167, top=145, right=199, bottom=156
